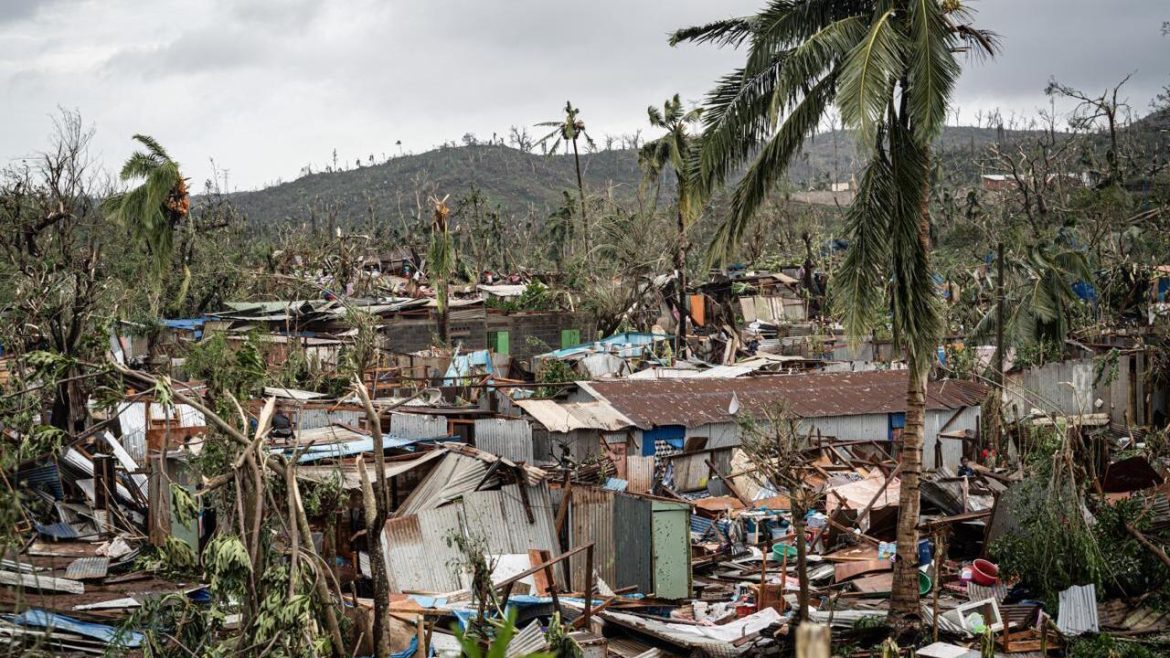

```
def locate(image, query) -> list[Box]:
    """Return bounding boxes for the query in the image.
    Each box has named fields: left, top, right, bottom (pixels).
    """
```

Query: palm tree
left=640, top=94, right=704, bottom=357
left=105, top=135, right=189, bottom=283
left=536, top=101, right=595, bottom=251
left=974, top=242, right=1092, bottom=357
left=673, top=0, right=996, bottom=622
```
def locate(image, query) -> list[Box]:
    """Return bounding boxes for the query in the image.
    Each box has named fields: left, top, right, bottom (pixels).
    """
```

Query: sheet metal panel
left=651, top=500, right=692, bottom=600
left=383, top=507, right=465, bottom=593
left=390, top=412, right=449, bottom=439
left=297, top=408, right=363, bottom=432
left=568, top=487, right=615, bottom=592
left=613, top=494, right=653, bottom=593
left=473, top=418, right=534, bottom=463
left=396, top=453, right=490, bottom=516
left=626, top=456, right=655, bottom=494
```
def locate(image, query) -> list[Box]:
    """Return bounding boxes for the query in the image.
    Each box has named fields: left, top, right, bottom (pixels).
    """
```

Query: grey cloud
left=102, top=26, right=271, bottom=78
left=0, top=0, right=1167, bottom=190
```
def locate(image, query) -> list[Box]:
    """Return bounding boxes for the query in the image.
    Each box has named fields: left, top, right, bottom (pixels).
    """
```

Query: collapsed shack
left=3, top=350, right=1170, bottom=658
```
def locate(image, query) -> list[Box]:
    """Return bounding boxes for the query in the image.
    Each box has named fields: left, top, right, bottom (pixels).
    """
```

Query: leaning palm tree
left=673, top=0, right=996, bottom=622
left=105, top=135, right=189, bottom=283
left=640, top=94, right=704, bottom=357
left=536, top=101, right=595, bottom=251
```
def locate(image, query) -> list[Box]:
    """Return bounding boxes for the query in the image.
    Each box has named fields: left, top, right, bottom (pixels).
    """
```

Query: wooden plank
left=833, top=559, right=892, bottom=583
left=0, top=570, right=85, bottom=594
left=850, top=573, right=893, bottom=594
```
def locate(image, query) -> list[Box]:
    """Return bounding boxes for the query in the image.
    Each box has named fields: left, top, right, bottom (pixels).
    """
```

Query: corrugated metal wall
left=297, top=408, right=364, bottom=431
left=568, top=487, right=615, bottom=592
left=382, top=506, right=466, bottom=592
left=612, top=494, right=653, bottom=593
left=390, top=412, right=449, bottom=438
left=1003, top=357, right=1140, bottom=426
left=473, top=418, right=534, bottom=463
left=626, top=456, right=655, bottom=494
left=383, top=483, right=560, bottom=593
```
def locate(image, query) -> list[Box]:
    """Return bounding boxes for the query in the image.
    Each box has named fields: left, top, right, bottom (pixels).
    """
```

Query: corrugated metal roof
left=583, top=371, right=987, bottom=429
left=514, top=400, right=634, bottom=433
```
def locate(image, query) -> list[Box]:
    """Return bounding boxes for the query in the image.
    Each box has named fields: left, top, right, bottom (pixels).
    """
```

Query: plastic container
left=773, top=543, right=798, bottom=560
left=917, top=538, right=934, bottom=567
left=971, top=559, right=999, bottom=586
left=918, top=571, right=933, bottom=596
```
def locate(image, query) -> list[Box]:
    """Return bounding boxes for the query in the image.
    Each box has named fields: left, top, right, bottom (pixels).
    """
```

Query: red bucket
left=971, top=559, right=999, bottom=586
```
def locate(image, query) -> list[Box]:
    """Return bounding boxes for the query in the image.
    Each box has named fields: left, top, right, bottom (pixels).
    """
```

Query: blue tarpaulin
left=443, top=350, right=494, bottom=385
left=8, top=609, right=144, bottom=648
left=538, top=332, right=668, bottom=361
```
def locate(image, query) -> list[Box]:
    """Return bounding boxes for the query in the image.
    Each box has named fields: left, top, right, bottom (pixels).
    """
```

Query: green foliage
left=104, top=134, right=188, bottom=284
left=302, top=472, right=345, bottom=518
left=1014, top=338, right=1064, bottom=370
left=183, top=332, right=267, bottom=398
left=485, top=282, right=560, bottom=313
left=535, top=359, right=577, bottom=398
left=1067, top=634, right=1157, bottom=658
left=989, top=472, right=1106, bottom=605
left=137, top=536, right=199, bottom=577
left=453, top=608, right=554, bottom=658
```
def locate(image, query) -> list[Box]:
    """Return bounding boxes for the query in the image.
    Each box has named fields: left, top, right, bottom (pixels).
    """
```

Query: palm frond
left=885, top=119, right=942, bottom=369
left=906, top=0, right=960, bottom=142
left=670, top=17, right=756, bottom=47
left=837, top=8, right=903, bottom=145
left=707, top=72, right=837, bottom=264
left=834, top=138, right=895, bottom=341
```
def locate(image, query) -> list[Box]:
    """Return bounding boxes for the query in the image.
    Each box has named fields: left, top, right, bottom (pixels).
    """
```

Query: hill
left=222, top=125, right=1053, bottom=227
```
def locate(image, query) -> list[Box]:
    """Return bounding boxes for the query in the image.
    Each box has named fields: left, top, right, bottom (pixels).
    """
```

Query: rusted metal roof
left=583, top=371, right=986, bottom=429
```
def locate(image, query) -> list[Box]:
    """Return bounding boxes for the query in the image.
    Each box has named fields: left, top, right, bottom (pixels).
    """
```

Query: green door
left=651, top=500, right=691, bottom=599
left=560, top=329, right=581, bottom=349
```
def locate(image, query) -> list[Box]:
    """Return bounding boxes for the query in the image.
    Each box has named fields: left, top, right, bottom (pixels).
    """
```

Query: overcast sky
left=2, top=0, right=1167, bottom=190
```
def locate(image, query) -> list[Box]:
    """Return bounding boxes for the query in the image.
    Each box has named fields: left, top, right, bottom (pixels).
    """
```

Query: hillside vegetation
left=224, top=125, right=1027, bottom=228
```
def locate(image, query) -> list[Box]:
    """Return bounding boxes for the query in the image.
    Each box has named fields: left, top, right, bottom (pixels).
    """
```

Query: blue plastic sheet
left=8, top=609, right=144, bottom=648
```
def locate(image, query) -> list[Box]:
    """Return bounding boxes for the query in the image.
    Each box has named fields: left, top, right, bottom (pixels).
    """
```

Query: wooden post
left=795, top=623, right=830, bottom=658
left=583, top=544, right=594, bottom=627
left=779, top=551, right=788, bottom=614
left=932, top=530, right=945, bottom=642
left=993, top=241, right=1005, bottom=456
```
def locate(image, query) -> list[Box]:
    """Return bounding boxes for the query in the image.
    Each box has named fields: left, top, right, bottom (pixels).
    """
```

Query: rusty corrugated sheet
left=473, top=418, right=534, bottom=463
left=568, top=487, right=615, bottom=592
left=584, top=371, right=987, bottom=429
left=626, top=456, right=655, bottom=494
left=383, top=505, right=466, bottom=593
left=384, top=484, right=558, bottom=593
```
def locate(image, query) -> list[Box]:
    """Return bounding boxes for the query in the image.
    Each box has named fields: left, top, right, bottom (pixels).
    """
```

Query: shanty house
left=568, top=370, right=987, bottom=470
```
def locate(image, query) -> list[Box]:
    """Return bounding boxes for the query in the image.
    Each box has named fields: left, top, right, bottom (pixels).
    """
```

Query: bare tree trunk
left=436, top=280, right=449, bottom=346
left=890, top=358, right=927, bottom=620
left=355, top=380, right=392, bottom=658
left=793, top=509, right=810, bottom=622
left=675, top=204, right=688, bottom=359
left=572, top=138, right=588, bottom=254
